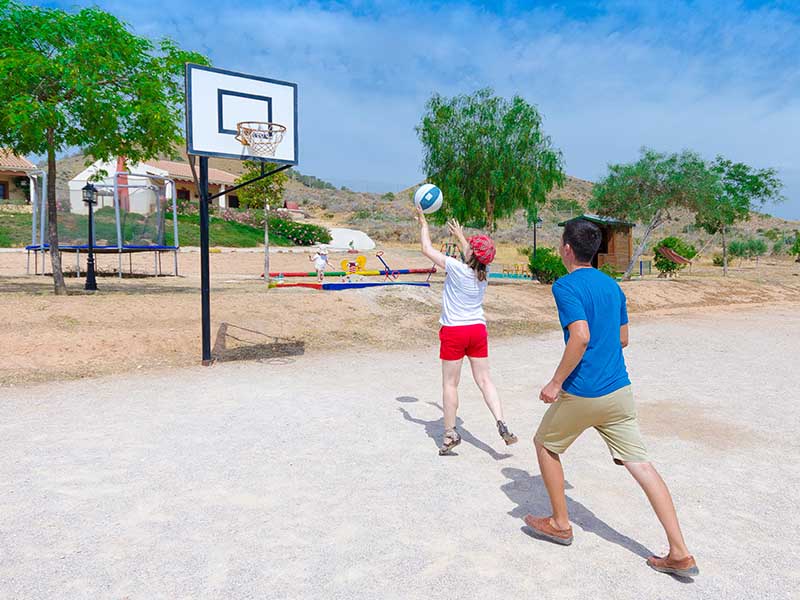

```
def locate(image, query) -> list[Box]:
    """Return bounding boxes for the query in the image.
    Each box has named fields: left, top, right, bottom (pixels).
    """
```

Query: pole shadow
left=397, top=398, right=511, bottom=461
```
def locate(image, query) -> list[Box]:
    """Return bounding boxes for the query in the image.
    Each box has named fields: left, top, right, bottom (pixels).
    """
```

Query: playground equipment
left=26, top=168, right=179, bottom=278
left=270, top=281, right=431, bottom=291
left=489, top=263, right=532, bottom=280
left=261, top=252, right=437, bottom=280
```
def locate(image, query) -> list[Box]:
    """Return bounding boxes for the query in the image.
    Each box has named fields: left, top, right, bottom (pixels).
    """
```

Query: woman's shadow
left=396, top=397, right=511, bottom=461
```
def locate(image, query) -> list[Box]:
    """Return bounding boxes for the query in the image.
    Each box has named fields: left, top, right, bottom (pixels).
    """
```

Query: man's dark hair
left=562, top=218, right=602, bottom=263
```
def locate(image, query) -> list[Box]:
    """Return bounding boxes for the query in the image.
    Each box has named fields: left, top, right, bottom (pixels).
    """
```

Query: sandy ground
left=1, top=308, right=798, bottom=599
left=1, top=247, right=799, bottom=387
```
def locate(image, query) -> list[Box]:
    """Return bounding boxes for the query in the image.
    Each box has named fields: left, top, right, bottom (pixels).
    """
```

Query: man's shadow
left=396, top=397, right=511, bottom=461
left=501, top=467, right=658, bottom=558
left=500, top=467, right=694, bottom=583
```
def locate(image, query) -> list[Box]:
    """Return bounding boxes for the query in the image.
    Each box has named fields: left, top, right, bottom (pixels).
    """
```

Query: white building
left=68, top=158, right=239, bottom=215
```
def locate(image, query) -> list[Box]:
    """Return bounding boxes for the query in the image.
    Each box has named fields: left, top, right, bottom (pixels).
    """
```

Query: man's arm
left=539, top=320, right=590, bottom=403
left=620, top=324, right=629, bottom=348
left=416, top=207, right=448, bottom=269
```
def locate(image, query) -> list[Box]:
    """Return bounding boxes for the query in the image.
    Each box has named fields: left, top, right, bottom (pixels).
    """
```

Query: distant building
left=559, top=214, right=635, bottom=271
left=0, top=149, right=37, bottom=204
left=67, top=157, right=239, bottom=215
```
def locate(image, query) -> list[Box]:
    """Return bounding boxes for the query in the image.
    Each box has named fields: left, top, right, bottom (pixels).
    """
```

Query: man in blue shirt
left=524, top=218, right=698, bottom=578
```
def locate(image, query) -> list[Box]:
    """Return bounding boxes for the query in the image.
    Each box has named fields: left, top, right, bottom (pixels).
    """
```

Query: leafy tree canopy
left=416, top=88, right=564, bottom=230
left=0, top=0, right=208, bottom=161
left=235, top=161, right=288, bottom=210
left=589, top=148, right=717, bottom=280
left=694, top=157, right=783, bottom=236
left=0, top=0, right=208, bottom=293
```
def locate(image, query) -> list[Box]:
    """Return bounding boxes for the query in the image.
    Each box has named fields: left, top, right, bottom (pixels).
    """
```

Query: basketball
left=414, top=183, right=443, bottom=214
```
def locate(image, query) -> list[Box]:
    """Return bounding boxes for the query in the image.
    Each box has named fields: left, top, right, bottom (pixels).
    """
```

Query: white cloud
left=50, top=0, right=800, bottom=217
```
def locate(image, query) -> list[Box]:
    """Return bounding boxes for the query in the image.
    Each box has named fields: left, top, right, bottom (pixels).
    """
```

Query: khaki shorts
left=534, top=385, right=648, bottom=464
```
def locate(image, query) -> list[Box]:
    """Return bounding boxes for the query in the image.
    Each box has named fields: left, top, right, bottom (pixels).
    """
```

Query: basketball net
left=235, top=122, right=286, bottom=157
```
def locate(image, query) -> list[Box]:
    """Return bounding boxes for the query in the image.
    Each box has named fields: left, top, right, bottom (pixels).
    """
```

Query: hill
left=45, top=152, right=798, bottom=255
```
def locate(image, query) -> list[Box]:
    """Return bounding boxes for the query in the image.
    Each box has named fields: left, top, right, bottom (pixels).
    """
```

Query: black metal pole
left=199, top=157, right=212, bottom=365
left=85, top=200, right=98, bottom=291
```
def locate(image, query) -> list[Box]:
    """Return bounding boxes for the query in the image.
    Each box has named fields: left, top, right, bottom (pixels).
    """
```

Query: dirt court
left=1, top=306, right=798, bottom=599
left=1, top=247, right=799, bottom=387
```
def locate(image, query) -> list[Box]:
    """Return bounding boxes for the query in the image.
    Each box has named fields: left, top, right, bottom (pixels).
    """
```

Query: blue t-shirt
left=551, top=268, right=630, bottom=398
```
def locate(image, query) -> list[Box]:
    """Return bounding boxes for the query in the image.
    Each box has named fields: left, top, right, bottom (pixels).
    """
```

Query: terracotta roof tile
left=0, top=149, right=37, bottom=171
left=142, top=159, right=237, bottom=185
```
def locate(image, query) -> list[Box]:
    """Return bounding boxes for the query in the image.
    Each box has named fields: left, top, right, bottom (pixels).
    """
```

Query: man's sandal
left=439, top=428, right=462, bottom=455
left=497, top=420, right=518, bottom=445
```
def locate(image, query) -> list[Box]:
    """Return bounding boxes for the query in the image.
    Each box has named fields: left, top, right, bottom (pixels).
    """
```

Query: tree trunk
left=264, top=204, right=270, bottom=288
left=622, top=210, right=663, bottom=281
left=722, top=226, right=728, bottom=277
left=47, top=129, right=67, bottom=295
left=485, top=188, right=495, bottom=232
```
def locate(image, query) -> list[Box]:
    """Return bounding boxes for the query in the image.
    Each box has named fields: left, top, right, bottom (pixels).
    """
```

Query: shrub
left=791, top=235, right=800, bottom=260
left=550, top=197, right=582, bottom=215
left=517, top=246, right=532, bottom=257
left=730, top=237, right=768, bottom=261
left=653, top=236, right=697, bottom=275
left=728, top=239, right=747, bottom=259
left=599, top=263, right=621, bottom=278
left=268, top=217, right=331, bottom=246
left=528, top=247, right=567, bottom=284
left=712, top=254, right=724, bottom=267
left=381, top=192, right=395, bottom=201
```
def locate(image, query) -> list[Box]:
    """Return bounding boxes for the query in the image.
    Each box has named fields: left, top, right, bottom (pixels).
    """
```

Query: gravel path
left=1, top=308, right=798, bottom=599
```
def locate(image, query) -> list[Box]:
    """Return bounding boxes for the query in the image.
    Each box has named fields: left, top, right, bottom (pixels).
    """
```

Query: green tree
left=694, top=157, right=783, bottom=276
left=791, top=234, right=800, bottom=263
left=234, top=161, right=289, bottom=210
left=416, top=88, right=564, bottom=231
left=589, top=148, right=717, bottom=281
left=652, top=236, right=697, bottom=277
left=0, top=1, right=207, bottom=294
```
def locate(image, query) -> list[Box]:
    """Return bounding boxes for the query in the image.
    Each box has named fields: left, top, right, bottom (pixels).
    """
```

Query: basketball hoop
left=235, top=121, right=286, bottom=157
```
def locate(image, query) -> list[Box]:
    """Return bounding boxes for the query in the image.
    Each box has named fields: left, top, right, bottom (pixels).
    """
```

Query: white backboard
left=185, top=64, right=298, bottom=165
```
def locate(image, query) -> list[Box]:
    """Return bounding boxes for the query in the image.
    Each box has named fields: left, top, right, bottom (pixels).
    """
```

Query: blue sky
left=40, top=0, right=800, bottom=219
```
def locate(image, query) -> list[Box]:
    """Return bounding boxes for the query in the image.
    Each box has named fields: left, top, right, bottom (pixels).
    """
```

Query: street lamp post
left=82, top=183, right=98, bottom=291
left=532, top=215, right=543, bottom=260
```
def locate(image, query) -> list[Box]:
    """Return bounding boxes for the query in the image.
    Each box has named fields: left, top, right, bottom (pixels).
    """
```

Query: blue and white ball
left=414, top=183, right=443, bottom=214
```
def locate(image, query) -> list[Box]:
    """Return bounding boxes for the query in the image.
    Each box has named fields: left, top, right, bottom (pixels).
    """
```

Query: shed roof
left=558, top=213, right=636, bottom=228
left=142, top=159, right=237, bottom=186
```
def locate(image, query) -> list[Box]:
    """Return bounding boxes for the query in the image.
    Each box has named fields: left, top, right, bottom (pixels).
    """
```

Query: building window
left=0, top=181, right=7, bottom=200
left=177, top=189, right=190, bottom=201
left=228, top=195, right=240, bottom=208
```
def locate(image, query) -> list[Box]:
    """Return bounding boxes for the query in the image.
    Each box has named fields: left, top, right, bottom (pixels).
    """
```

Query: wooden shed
left=558, top=214, right=635, bottom=271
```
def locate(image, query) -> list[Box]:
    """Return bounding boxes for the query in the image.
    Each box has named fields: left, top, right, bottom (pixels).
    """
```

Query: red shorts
left=439, top=324, right=489, bottom=361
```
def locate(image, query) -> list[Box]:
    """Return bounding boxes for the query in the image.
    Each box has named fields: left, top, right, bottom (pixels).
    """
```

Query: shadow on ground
left=500, top=467, right=664, bottom=563
left=213, top=322, right=305, bottom=364
left=396, top=397, right=511, bottom=460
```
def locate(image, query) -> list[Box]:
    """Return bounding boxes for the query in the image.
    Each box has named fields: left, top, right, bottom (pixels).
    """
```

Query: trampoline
left=27, top=167, right=180, bottom=277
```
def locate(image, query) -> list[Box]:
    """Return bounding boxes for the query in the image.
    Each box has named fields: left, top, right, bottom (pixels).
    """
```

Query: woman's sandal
left=497, top=421, right=518, bottom=445
left=439, top=428, right=462, bottom=455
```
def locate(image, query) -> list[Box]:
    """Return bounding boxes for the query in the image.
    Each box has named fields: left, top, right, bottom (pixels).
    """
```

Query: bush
left=791, top=234, right=800, bottom=259
left=599, top=263, right=621, bottom=278
left=550, top=197, right=582, bottom=214
left=528, top=247, right=567, bottom=284
left=730, top=237, right=768, bottom=261
left=653, top=236, right=697, bottom=275
left=268, top=217, right=331, bottom=246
